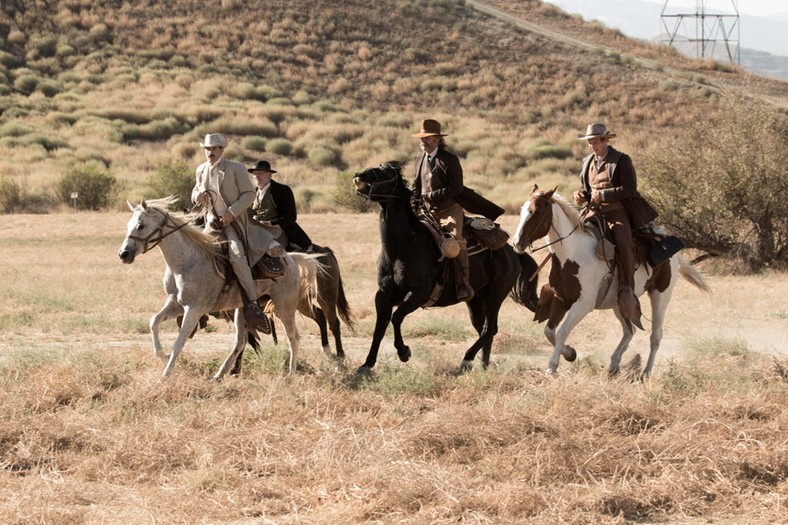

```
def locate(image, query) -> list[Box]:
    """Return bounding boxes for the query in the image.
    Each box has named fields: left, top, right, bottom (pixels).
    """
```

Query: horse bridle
left=525, top=193, right=580, bottom=253
left=125, top=206, right=193, bottom=255
left=356, top=165, right=409, bottom=201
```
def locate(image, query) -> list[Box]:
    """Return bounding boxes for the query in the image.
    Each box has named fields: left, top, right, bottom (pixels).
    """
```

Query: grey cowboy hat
left=199, top=133, right=228, bottom=148
left=412, top=119, right=448, bottom=138
left=248, top=160, right=277, bottom=173
left=577, top=123, right=617, bottom=140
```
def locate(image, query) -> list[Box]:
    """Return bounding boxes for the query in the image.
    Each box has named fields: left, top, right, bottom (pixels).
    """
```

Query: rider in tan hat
left=573, top=123, right=658, bottom=331
left=410, top=119, right=474, bottom=301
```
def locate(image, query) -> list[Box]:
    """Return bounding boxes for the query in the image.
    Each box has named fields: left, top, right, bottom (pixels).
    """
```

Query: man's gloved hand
left=470, top=218, right=495, bottom=230
left=573, top=190, right=587, bottom=205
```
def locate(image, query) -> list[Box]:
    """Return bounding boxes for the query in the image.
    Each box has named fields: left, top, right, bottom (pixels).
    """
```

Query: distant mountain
left=543, top=0, right=788, bottom=79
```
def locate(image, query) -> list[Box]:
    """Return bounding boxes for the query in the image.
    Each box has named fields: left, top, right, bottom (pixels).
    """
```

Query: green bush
left=146, top=160, right=194, bottom=209
left=36, top=80, right=61, bottom=97
left=640, top=97, right=788, bottom=271
left=56, top=163, right=119, bottom=211
left=332, top=171, right=372, bottom=213
left=0, top=176, right=21, bottom=213
left=241, top=136, right=266, bottom=151
left=307, top=145, right=339, bottom=167
left=266, top=138, right=293, bottom=155
left=30, top=35, right=57, bottom=57
left=56, top=44, right=75, bottom=58
left=13, top=74, right=39, bottom=94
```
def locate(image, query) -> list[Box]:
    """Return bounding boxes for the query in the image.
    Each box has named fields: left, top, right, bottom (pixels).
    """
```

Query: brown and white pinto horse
left=512, top=185, right=710, bottom=378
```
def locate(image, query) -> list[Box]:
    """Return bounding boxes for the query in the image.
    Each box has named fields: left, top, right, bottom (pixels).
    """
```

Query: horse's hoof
left=459, top=360, right=473, bottom=373
left=562, top=346, right=577, bottom=362
left=356, top=365, right=374, bottom=378
left=397, top=347, right=411, bottom=363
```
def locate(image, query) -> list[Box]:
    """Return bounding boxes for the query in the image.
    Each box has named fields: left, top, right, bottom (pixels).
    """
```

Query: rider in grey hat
left=573, top=123, right=658, bottom=332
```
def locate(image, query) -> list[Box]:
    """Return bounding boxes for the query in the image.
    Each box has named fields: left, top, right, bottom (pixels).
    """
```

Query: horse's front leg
left=459, top=300, right=490, bottom=372
left=391, top=289, right=432, bottom=363
left=150, top=298, right=183, bottom=362
left=161, top=306, right=203, bottom=378
left=548, top=300, right=594, bottom=374
left=360, top=290, right=395, bottom=370
left=214, top=308, right=248, bottom=381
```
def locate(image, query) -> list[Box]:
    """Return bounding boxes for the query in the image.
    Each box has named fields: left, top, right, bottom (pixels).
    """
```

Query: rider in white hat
left=192, top=133, right=283, bottom=333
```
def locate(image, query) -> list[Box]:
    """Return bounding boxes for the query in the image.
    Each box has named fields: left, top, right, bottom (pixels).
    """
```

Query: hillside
left=0, top=0, right=786, bottom=211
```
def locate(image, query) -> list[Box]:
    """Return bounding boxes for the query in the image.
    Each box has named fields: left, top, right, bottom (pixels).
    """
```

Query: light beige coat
left=191, top=157, right=276, bottom=265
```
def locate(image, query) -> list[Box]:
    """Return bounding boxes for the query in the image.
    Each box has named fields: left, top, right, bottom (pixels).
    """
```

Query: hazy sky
left=544, top=0, right=787, bottom=17
left=666, top=0, right=786, bottom=16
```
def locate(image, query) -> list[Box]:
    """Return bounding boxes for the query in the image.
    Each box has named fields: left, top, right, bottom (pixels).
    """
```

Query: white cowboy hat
left=199, top=133, right=228, bottom=148
left=577, top=123, right=617, bottom=140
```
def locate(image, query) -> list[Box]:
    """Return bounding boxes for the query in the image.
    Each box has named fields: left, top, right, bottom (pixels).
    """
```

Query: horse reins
left=357, top=166, right=410, bottom=201
left=125, top=207, right=194, bottom=255
left=526, top=195, right=580, bottom=253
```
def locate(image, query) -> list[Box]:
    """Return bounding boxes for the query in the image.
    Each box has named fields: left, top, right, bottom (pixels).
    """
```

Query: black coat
left=411, top=148, right=504, bottom=221
left=252, top=180, right=312, bottom=250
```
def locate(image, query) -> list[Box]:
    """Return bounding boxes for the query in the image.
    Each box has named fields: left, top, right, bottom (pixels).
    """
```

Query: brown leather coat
left=578, top=146, right=658, bottom=228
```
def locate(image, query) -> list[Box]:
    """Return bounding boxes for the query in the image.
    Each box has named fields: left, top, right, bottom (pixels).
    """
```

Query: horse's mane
left=550, top=192, right=582, bottom=229
left=382, top=160, right=412, bottom=192
left=142, top=197, right=224, bottom=260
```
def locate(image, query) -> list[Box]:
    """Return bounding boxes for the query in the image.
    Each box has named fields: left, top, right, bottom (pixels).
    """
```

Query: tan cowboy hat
left=412, top=119, right=448, bottom=138
left=199, top=133, right=228, bottom=148
left=577, top=123, right=617, bottom=140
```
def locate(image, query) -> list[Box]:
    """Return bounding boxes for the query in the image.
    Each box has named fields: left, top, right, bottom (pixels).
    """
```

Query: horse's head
left=512, top=184, right=556, bottom=253
left=118, top=198, right=174, bottom=263
left=353, top=161, right=409, bottom=202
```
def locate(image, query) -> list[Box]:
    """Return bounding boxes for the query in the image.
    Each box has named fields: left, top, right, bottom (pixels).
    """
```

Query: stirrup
left=243, top=303, right=272, bottom=335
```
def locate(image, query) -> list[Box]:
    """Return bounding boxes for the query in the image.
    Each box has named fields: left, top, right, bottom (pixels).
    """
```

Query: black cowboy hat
left=248, top=160, right=277, bottom=173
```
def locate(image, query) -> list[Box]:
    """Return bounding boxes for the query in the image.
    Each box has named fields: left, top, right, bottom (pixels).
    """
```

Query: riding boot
left=243, top=298, right=272, bottom=335
left=617, top=285, right=644, bottom=332
left=454, top=247, right=474, bottom=302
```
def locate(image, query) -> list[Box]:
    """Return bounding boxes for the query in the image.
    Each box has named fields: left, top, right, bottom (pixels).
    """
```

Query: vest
left=589, top=157, right=624, bottom=213
left=419, top=154, right=433, bottom=196
left=255, top=189, right=285, bottom=244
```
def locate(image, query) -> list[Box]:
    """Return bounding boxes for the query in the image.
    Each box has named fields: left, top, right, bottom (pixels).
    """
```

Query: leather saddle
left=582, top=217, right=684, bottom=269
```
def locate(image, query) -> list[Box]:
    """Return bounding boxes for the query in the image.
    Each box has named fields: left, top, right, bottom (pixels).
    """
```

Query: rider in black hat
left=249, top=160, right=314, bottom=253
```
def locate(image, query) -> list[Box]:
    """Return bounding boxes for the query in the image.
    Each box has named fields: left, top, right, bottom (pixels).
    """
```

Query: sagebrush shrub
left=266, top=138, right=293, bottom=156
left=147, top=160, right=193, bottom=209
left=0, top=176, right=21, bottom=213
left=56, top=163, right=119, bottom=211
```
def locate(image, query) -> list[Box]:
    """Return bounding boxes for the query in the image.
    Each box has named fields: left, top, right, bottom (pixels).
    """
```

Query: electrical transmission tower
left=661, top=0, right=740, bottom=64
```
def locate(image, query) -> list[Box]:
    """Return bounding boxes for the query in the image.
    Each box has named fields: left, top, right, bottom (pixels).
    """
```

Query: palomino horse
left=353, top=162, right=539, bottom=373
left=118, top=197, right=318, bottom=378
left=512, top=185, right=710, bottom=378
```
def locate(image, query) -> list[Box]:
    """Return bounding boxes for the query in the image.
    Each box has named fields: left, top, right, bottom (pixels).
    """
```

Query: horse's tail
left=509, top=251, right=540, bottom=312
left=678, top=256, right=712, bottom=295
left=291, top=252, right=323, bottom=304
left=334, top=267, right=356, bottom=332
left=315, top=246, right=356, bottom=331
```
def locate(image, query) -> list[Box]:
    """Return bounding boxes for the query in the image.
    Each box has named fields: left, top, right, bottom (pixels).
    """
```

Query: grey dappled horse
left=118, top=197, right=319, bottom=378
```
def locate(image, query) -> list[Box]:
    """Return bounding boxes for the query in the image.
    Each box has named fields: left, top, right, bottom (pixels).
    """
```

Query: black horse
left=353, top=161, right=539, bottom=373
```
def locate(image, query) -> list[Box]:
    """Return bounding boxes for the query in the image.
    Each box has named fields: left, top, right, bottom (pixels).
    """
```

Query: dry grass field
left=0, top=211, right=786, bottom=524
